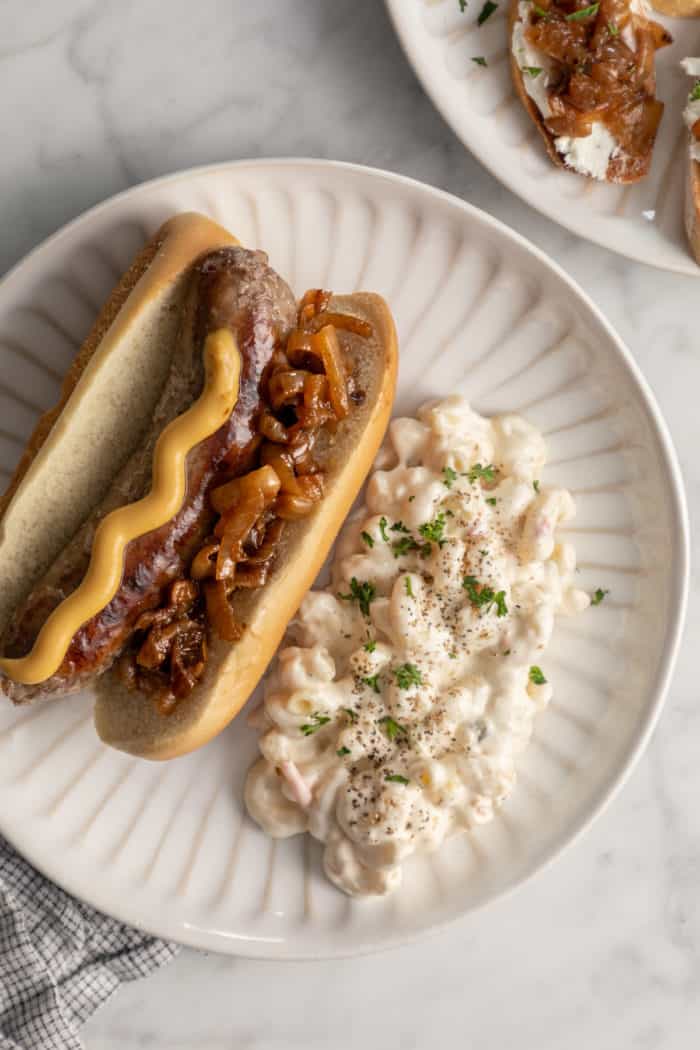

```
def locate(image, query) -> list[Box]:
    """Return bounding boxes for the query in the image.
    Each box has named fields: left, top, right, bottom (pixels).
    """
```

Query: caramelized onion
left=268, top=369, right=306, bottom=410
left=170, top=579, right=198, bottom=608
left=274, top=493, right=319, bottom=520
left=190, top=541, right=220, bottom=580
left=244, top=519, right=285, bottom=565
left=203, top=579, right=244, bottom=641
left=212, top=466, right=281, bottom=580
left=298, top=288, right=332, bottom=325
left=286, top=429, right=316, bottom=473
left=211, top=465, right=281, bottom=515
left=308, top=312, right=372, bottom=338
left=260, top=444, right=305, bottom=495
left=286, top=329, right=323, bottom=372
left=136, top=620, right=181, bottom=670
left=215, top=498, right=263, bottom=578
left=315, top=325, right=349, bottom=420
left=297, top=373, right=333, bottom=429
left=133, top=605, right=174, bottom=633
left=171, top=627, right=207, bottom=699
left=259, top=408, right=291, bottom=443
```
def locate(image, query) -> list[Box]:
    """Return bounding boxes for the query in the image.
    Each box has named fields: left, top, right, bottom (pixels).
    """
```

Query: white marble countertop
left=1, top=1, right=698, bottom=1048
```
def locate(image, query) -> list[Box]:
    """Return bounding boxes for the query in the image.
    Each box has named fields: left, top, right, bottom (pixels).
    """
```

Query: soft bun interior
left=0, top=214, right=237, bottom=635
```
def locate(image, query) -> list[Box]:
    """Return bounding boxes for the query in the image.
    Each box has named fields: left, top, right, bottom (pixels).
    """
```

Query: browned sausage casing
left=1, top=248, right=297, bottom=703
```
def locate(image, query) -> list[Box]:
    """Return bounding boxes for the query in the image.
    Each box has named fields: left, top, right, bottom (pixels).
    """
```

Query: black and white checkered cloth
left=0, top=837, right=179, bottom=1049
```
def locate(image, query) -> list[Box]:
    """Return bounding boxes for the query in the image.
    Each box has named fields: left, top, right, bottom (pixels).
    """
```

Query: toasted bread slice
left=509, top=0, right=670, bottom=183
left=94, top=291, right=398, bottom=760
left=650, top=0, right=699, bottom=15
left=685, top=150, right=700, bottom=263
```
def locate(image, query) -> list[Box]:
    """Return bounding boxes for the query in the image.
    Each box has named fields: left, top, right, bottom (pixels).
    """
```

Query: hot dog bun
left=94, top=292, right=398, bottom=759
left=0, top=213, right=398, bottom=760
left=0, top=213, right=238, bottom=637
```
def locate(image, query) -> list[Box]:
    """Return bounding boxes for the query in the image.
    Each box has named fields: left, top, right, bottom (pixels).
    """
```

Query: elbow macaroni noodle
left=245, top=397, right=590, bottom=896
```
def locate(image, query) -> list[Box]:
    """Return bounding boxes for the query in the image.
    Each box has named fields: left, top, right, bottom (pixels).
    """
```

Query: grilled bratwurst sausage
left=1, top=248, right=297, bottom=703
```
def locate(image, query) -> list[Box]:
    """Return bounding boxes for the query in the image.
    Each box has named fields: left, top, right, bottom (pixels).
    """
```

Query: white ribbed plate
left=0, top=160, right=688, bottom=958
left=386, top=0, right=700, bottom=275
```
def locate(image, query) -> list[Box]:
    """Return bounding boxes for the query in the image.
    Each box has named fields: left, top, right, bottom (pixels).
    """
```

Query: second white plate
left=0, top=159, right=688, bottom=957
left=386, top=0, right=700, bottom=275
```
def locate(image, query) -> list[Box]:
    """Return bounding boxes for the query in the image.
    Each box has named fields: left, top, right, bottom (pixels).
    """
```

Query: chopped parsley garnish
left=462, top=575, right=508, bottom=617
left=392, top=536, right=419, bottom=558
left=523, top=65, right=542, bottom=78
left=379, top=516, right=390, bottom=543
left=394, top=663, right=423, bottom=689
left=459, top=0, right=467, bottom=10
left=462, top=575, right=485, bottom=605
left=472, top=56, right=488, bottom=67
left=364, top=638, right=376, bottom=653
left=390, top=520, right=411, bottom=533
left=419, top=542, right=433, bottom=559
left=607, top=20, right=619, bottom=34
left=418, top=512, right=447, bottom=546
left=691, top=81, right=700, bottom=102
left=529, top=665, right=547, bottom=685
left=565, top=2, right=599, bottom=20
left=379, top=716, right=408, bottom=741
left=405, top=576, right=414, bottom=598
left=408, top=494, right=416, bottom=502
left=385, top=773, right=410, bottom=784
left=485, top=497, right=497, bottom=506
left=533, top=3, right=550, bottom=15
left=338, top=577, right=376, bottom=617
left=361, top=530, right=374, bottom=549
left=449, top=651, right=458, bottom=659
left=300, top=712, right=331, bottom=736
left=361, top=674, right=381, bottom=694
left=591, top=587, right=609, bottom=606
left=442, top=465, right=458, bottom=488
left=477, top=0, right=498, bottom=25
left=533, top=479, right=540, bottom=493
left=343, top=707, right=358, bottom=723
left=467, top=462, right=496, bottom=484
left=336, top=746, right=351, bottom=757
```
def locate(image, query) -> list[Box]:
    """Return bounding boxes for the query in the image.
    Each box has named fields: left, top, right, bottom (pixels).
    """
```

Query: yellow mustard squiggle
left=0, top=329, right=241, bottom=686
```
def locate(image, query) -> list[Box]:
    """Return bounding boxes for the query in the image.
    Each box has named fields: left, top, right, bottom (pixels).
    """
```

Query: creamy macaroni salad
left=245, top=397, right=590, bottom=896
